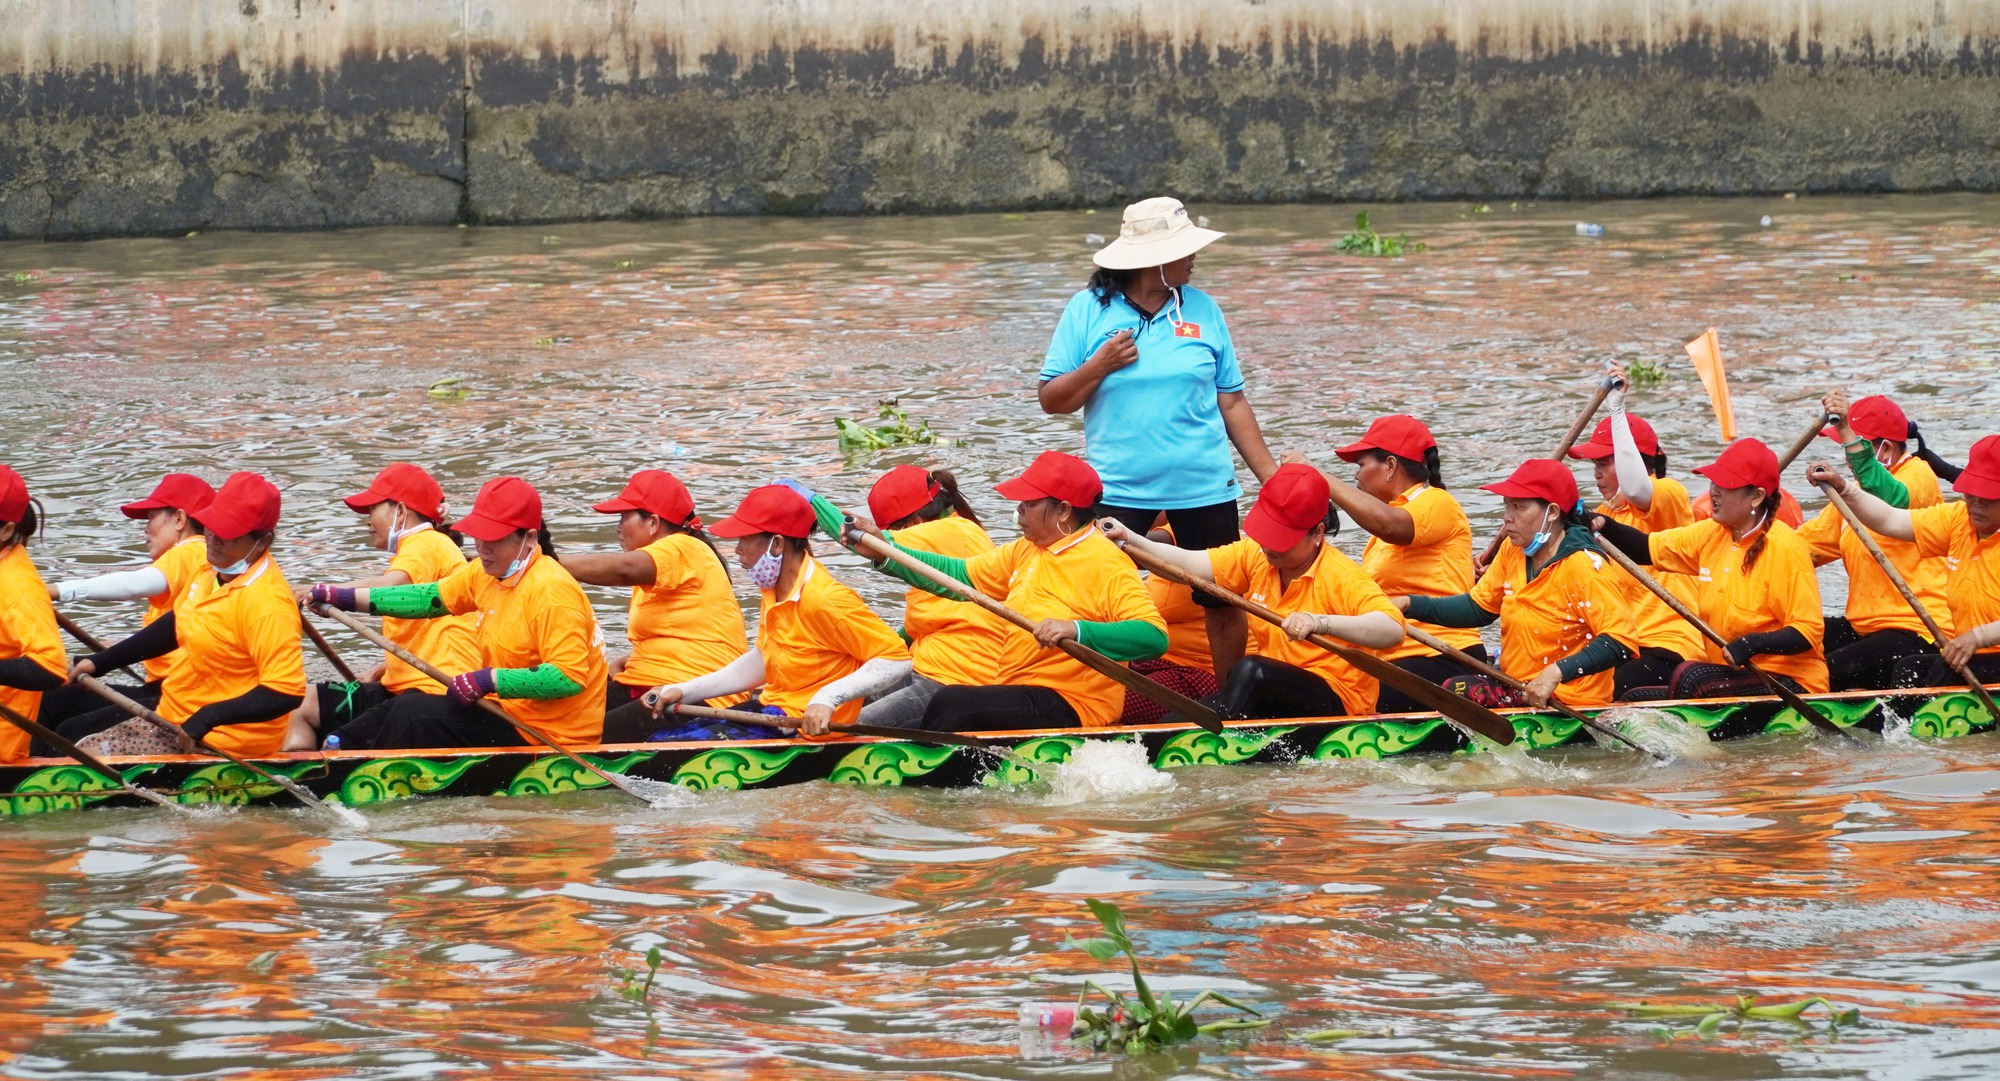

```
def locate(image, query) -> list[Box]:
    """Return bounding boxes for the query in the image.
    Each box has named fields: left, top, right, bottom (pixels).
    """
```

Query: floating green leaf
left=1336, top=212, right=1425, bottom=257
left=835, top=399, right=958, bottom=452
left=1064, top=898, right=1270, bottom=1054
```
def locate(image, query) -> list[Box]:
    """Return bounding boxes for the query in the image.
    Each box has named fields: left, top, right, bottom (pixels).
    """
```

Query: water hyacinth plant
left=1336, top=212, right=1425, bottom=257
left=836, top=399, right=955, bottom=452
left=1612, top=994, right=1860, bottom=1037
left=1064, top=898, right=1270, bottom=1053
left=613, top=946, right=664, bottom=1003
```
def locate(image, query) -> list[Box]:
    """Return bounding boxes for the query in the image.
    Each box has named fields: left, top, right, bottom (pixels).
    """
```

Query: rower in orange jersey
left=0, top=467, right=66, bottom=761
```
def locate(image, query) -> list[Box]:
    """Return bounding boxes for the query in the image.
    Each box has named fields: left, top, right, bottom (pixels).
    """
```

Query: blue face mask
left=1521, top=508, right=1559, bottom=558
left=214, top=541, right=263, bottom=577
left=501, top=539, right=535, bottom=581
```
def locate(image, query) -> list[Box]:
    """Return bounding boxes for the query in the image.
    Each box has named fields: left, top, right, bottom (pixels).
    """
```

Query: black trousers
left=1824, top=616, right=1937, bottom=692
left=921, top=684, right=1081, bottom=732
left=315, top=680, right=399, bottom=733
left=36, top=679, right=160, bottom=727
left=1100, top=500, right=1240, bottom=609
left=1615, top=647, right=1687, bottom=701
left=325, top=691, right=530, bottom=751
left=54, top=704, right=142, bottom=744
left=1892, top=652, right=2000, bottom=690
left=1209, top=656, right=1352, bottom=720
left=1375, top=644, right=1490, bottom=714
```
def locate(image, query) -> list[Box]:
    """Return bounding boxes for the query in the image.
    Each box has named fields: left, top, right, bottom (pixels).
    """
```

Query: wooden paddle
left=638, top=698, right=990, bottom=748
left=1116, top=540, right=1518, bottom=746
left=1398, top=626, right=1663, bottom=758
left=71, top=673, right=348, bottom=814
left=0, top=699, right=182, bottom=809
left=1591, top=539, right=1850, bottom=738
left=53, top=612, right=145, bottom=683
left=311, top=605, right=656, bottom=804
left=300, top=616, right=359, bottom=682
left=842, top=526, right=1229, bottom=735
left=1779, top=412, right=1836, bottom=471
left=1814, top=480, right=2000, bottom=720
left=1475, top=374, right=1618, bottom=574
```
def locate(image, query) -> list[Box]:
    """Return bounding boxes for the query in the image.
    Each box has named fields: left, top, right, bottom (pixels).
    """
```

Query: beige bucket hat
left=1091, top=196, right=1225, bottom=270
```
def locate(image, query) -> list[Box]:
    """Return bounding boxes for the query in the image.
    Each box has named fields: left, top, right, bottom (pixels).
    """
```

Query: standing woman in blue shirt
left=1039, top=197, right=1279, bottom=678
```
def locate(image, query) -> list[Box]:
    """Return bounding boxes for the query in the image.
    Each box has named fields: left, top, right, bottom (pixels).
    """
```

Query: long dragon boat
left=0, top=686, right=1991, bottom=816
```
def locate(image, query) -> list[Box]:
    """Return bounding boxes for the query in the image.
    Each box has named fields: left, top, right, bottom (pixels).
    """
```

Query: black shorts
left=1100, top=499, right=1240, bottom=608
left=316, top=681, right=398, bottom=731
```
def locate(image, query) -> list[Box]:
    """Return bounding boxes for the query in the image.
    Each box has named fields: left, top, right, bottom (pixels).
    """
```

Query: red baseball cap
left=1480, top=459, right=1580, bottom=509
left=1568, top=415, right=1660, bottom=460
left=995, top=451, right=1103, bottom=508
left=1693, top=439, right=1781, bottom=495
left=0, top=467, right=27, bottom=522
left=710, top=485, right=816, bottom=539
left=1244, top=463, right=1332, bottom=550
left=196, top=472, right=282, bottom=540
left=1823, top=395, right=1909, bottom=443
left=343, top=463, right=445, bottom=522
left=868, top=465, right=940, bottom=526
left=452, top=476, right=543, bottom=543
left=1336, top=415, right=1436, bottom=464
left=120, top=473, right=215, bottom=520
left=593, top=470, right=699, bottom=527
left=1954, top=435, right=2000, bottom=500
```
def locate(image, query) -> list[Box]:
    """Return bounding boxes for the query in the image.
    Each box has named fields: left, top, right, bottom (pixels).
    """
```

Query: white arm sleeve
left=668, top=648, right=767, bottom=704
left=55, top=566, right=170, bottom=604
left=1609, top=406, right=1655, bottom=511
left=809, top=657, right=916, bottom=710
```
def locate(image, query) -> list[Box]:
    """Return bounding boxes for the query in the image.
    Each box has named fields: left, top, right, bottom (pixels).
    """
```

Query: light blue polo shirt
left=1039, top=285, right=1246, bottom=509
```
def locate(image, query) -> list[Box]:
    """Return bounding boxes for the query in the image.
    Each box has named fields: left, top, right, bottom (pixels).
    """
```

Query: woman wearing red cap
left=563, top=470, right=749, bottom=741
left=1797, top=390, right=1952, bottom=689
left=1288, top=414, right=1485, bottom=711
left=283, top=464, right=481, bottom=747
left=0, top=467, right=66, bottom=762
left=35, top=472, right=214, bottom=723
left=308, top=476, right=607, bottom=749
left=829, top=451, right=1168, bottom=732
left=1809, top=434, right=2000, bottom=689
left=1100, top=463, right=1405, bottom=719
left=1596, top=440, right=1828, bottom=698
left=62, top=472, right=309, bottom=756
left=640, top=484, right=911, bottom=739
left=1389, top=461, right=1638, bottom=708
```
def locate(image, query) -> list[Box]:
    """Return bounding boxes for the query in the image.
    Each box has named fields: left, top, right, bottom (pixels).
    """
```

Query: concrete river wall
left=1, top=0, right=1997, bottom=238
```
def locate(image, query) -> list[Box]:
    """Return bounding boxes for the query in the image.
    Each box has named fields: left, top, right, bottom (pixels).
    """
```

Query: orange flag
left=1684, top=327, right=1736, bottom=443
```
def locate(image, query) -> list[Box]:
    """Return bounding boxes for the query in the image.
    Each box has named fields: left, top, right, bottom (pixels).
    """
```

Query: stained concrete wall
left=1, top=0, right=1997, bottom=238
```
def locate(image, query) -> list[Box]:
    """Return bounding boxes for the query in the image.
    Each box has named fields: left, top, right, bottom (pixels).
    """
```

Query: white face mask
left=386, top=506, right=431, bottom=551
left=748, top=542, right=784, bottom=591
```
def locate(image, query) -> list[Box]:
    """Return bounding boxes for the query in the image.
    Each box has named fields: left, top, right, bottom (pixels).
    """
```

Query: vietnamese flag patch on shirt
left=1174, top=322, right=1202, bottom=339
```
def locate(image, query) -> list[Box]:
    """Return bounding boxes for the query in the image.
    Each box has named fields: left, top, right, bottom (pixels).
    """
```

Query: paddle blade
left=1683, top=327, right=1736, bottom=443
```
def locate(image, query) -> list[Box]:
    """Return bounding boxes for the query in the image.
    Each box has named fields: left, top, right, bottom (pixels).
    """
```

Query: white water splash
left=1594, top=707, right=1722, bottom=761
left=621, top=776, right=700, bottom=809
left=1039, top=739, right=1176, bottom=804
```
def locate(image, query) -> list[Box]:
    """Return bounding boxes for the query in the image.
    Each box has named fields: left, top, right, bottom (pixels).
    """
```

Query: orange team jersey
left=1909, top=501, right=2000, bottom=655
left=0, top=545, right=66, bottom=761
left=1646, top=520, right=1829, bottom=692
left=380, top=527, right=481, bottom=694
left=1691, top=486, right=1805, bottom=528
left=964, top=525, right=1166, bottom=728
left=1147, top=574, right=1215, bottom=672
left=755, top=554, right=909, bottom=726
left=1598, top=476, right=1707, bottom=661
left=1208, top=537, right=1404, bottom=715
left=1798, top=456, right=1951, bottom=639
left=1363, top=484, right=1480, bottom=661
left=619, top=533, right=750, bottom=700
left=436, top=551, right=609, bottom=745
left=157, top=556, right=309, bottom=757
left=893, top=516, right=1010, bottom=686
left=141, top=537, right=212, bottom=683
left=1470, top=542, right=1638, bottom=707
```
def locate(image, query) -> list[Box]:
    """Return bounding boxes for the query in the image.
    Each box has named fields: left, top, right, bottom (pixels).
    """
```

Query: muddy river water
left=0, top=195, right=1998, bottom=1077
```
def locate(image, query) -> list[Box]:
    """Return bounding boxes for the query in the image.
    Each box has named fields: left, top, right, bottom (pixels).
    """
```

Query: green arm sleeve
left=1847, top=442, right=1909, bottom=508
left=368, top=582, right=448, bottom=619
left=809, top=494, right=848, bottom=539
left=493, top=663, right=586, bottom=700
left=1557, top=634, right=1636, bottom=681
left=1401, top=593, right=1500, bottom=628
left=1076, top=620, right=1169, bottom=662
left=876, top=536, right=975, bottom=597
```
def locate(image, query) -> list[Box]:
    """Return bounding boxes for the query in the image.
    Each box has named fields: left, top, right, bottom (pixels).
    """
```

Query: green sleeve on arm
left=1075, top=620, right=1168, bottom=662
left=368, top=583, right=448, bottom=619
left=876, top=535, right=974, bottom=597
left=1401, top=593, right=1499, bottom=628
left=493, top=663, right=586, bottom=700
left=1847, top=442, right=1909, bottom=508
left=1557, top=634, right=1636, bottom=681
left=809, top=494, right=848, bottom=539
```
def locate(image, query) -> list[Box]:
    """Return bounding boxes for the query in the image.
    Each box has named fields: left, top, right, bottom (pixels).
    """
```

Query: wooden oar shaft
left=0, top=699, right=179, bottom=808
left=55, top=612, right=105, bottom=652
left=845, top=527, right=1226, bottom=735
left=1117, top=540, right=1517, bottom=746
left=1778, top=412, right=1835, bottom=471
left=1816, top=481, right=2000, bottom=719
left=1478, top=374, right=1618, bottom=569
left=657, top=701, right=989, bottom=748
left=300, top=617, right=358, bottom=682
left=1399, top=625, right=1661, bottom=758
left=311, top=605, right=653, bottom=804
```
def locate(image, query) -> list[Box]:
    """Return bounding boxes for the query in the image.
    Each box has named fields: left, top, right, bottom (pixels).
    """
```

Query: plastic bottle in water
left=1018, top=1001, right=1077, bottom=1032
left=1575, top=222, right=1604, bottom=237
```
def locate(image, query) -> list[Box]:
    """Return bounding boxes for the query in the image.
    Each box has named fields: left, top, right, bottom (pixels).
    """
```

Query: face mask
left=1521, top=508, right=1558, bottom=558
left=501, top=538, right=536, bottom=581
left=215, top=541, right=263, bottom=577
left=386, top=507, right=430, bottom=551
left=748, top=542, right=784, bottom=590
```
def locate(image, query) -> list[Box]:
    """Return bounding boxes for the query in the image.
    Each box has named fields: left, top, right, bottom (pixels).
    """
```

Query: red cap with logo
left=1823, top=395, right=1909, bottom=443
left=868, top=465, right=941, bottom=526
left=710, top=485, right=816, bottom=539
left=196, top=472, right=283, bottom=540
left=994, top=451, right=1103, bottom=508
left=1336, top=415, right=1436, bottom=464
left=1480, top=459, right=1581, bottom=509
left=0, top=466, right=27, bottom=522
left=593, top=470, right=700, bottom=527
left=1243, top=463, right=1332, bottom=550
left=344, top=463, right=445, bottom=522
left=1954, top=435, right=2000, bottom=500
left=452, top=477, right=543, bottom=543
left=1693, top=439, right=1781, bottom=495
left=1568, top=415, right=1661, bottom=460
left=120, top=473, right=216, bottom=520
